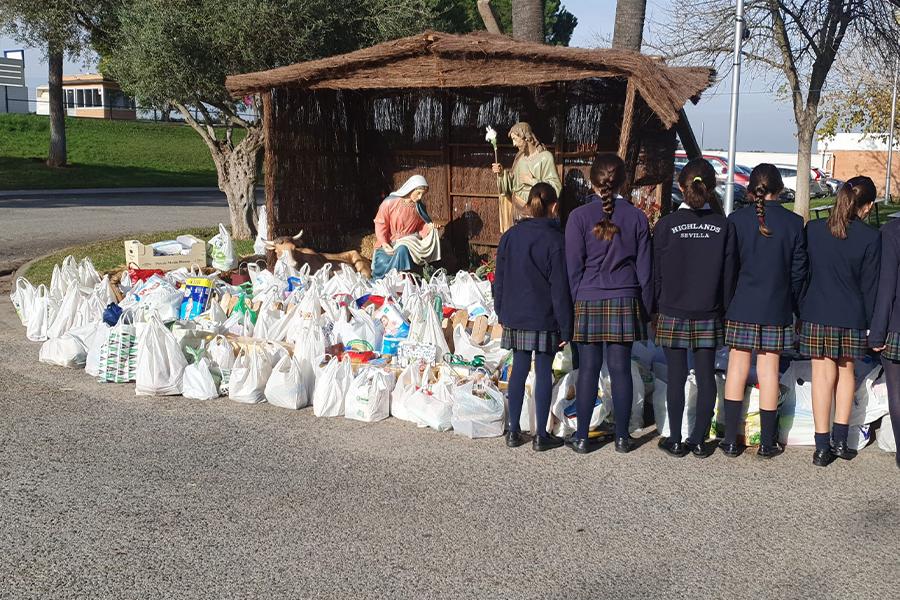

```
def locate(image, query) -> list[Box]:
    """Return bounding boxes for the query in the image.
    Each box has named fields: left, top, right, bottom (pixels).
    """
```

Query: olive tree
left=105, top=0, right=445, bottom=239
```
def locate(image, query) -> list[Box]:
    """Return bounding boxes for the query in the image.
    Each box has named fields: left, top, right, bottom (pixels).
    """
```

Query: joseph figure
left=491, top=122, right=562, bottom=233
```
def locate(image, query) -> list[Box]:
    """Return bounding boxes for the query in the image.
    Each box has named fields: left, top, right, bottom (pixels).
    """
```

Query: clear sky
left=0, top=0, right=800, bottom=152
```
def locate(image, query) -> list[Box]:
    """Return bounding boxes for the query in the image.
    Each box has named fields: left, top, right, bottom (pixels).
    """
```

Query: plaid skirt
left=882, top=332, right=900, bottom=362
left=798, top=321, right=867, bottom=360
left=725, top=320, right=794, bottom=352
left=655, top=314, right=724, bottom=349
left=501, top=328, right=561, bottom=353
left=573, top=297, right=647, bottom=344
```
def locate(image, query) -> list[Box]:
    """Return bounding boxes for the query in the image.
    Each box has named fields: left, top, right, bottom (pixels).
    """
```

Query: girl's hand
left=558, top=341, right=568, bottom=349
left=873, top=346, right=886, bottom=352
left=491, top=163, right=503, bottom=175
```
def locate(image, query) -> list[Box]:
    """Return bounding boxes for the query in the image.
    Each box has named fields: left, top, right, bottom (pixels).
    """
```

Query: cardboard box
left=124, top=236, right=207, bottom=271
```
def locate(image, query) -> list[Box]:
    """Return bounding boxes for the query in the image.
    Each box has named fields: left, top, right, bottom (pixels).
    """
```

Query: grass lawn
left=23, top=227, right=256, bottom=286
left=0, top=114, right=237, bottom=190
left=782, top=196, right=900, bottom=226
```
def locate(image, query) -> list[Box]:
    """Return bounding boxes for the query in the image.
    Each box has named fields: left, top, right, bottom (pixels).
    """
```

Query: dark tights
left=663, top=347, right=717, bottom=444
left=575, top=342, right=633, bottom=439
left=507, top=350, right=554, bottom=437
left=880, top=357, right=900, bottom=460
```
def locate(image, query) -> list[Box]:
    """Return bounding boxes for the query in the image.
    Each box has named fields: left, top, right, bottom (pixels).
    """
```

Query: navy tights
left=880, top=357, right=900, bottom=460
left=507, top=350, right=554, bottom=437
left=663, top=347, right=717, bottom=444
left=575, top=342, right=633, bottom=439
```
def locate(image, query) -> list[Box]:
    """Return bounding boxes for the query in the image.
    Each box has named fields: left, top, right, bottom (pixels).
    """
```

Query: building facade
left=822, top=133, right=900, bottom=198
left=36, top=74, right=136, bottom=120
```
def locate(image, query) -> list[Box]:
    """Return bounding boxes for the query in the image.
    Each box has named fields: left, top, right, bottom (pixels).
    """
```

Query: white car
left=774, top=164, right=830, bottom=198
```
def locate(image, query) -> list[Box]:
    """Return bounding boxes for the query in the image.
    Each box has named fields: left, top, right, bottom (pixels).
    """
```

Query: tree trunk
left=215, top=126, right=264, bottom=240
left=511, top=0, right=544, bottom=43
left=793, top=117, right=816, bottom=222
left=47, top=43, right=67, bottom=168
left=612, top=0, right=647, bottom=51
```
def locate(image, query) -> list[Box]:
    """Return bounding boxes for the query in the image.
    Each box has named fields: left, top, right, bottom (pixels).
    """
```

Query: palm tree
left=612, top=0, right=647, bottom=51
left=511, top=0, right=543, bottom=43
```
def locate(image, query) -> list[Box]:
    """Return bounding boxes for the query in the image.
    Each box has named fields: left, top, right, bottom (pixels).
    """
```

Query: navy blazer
left=726, top=202, right=808, bottom=327
left=869, top=218, right=900, bottom=346
left=494, top=218, right=574, bottom=341
left=800, top=218, right=881, bottom=330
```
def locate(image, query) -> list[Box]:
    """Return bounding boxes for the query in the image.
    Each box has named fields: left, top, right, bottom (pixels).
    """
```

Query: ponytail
left=678, top=159, right=719, bottom=213
left=590, top=153, right=626, bottom=241
left=827, top=176, right=876, bottom=239
left=748, top=164, right=783, bottom=237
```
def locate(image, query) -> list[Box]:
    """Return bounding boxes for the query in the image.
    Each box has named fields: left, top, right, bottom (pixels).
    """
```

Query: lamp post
left=724, top=0, right=746, bottom=215
left=886, top=55, right=899, bottom=204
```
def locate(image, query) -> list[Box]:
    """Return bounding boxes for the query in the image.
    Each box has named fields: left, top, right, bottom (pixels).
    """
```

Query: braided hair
left=747, top=163, right=783, bottom=237
left=590, top=153, right=626, bottom=241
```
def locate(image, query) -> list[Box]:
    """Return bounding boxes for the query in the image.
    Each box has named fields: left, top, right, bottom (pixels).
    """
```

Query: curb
left=0, top=186, right=232, bottom=198
left=9, top=233, right=143, bottom=283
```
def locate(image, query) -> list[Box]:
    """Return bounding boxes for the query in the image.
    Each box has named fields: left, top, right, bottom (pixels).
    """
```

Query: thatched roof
left=226, top=31, right=714, bottom=128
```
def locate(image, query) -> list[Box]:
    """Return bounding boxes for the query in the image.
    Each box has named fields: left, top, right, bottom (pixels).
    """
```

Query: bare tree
left=613, top=0, right=647, bottom=51
left=512, top=0, right=544, bottom=43
left=650, top=0, right=900, bottom=220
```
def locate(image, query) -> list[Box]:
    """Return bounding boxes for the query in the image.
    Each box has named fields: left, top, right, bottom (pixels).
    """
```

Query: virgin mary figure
left=371, top=175, right=442, bottom=280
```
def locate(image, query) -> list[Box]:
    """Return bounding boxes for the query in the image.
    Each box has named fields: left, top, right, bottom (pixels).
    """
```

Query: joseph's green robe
left=497, top=149, right=562, bottom=232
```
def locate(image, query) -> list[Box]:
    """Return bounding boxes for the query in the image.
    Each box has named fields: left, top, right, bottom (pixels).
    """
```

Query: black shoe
left=614, top=436, right=633, bottom=454
left=718, top=440, right=742, bottom=457
left=812, top=448, right=834, bottom=467
left=533, top=434, right=565, bottom=452
left=658, top=437, right=689, bottom=457
left=566, top=436, right=599, bottom=454
left=685, top=440, right=714, bottom=458
left=831, top=441, right=858, bottom=460
left=505, top=430, right=527, bottom=448
left=757, top=443, right=785, bottom=459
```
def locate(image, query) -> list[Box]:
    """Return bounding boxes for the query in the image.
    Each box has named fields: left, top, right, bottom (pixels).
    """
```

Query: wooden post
left=618, top=80, right=640, bottom=196
left=262, top=90, right=277, bottom=268
left=477, top=0, right=503, bottom=34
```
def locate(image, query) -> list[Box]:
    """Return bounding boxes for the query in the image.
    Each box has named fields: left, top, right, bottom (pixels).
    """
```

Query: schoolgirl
left=869, top=200, right=900, bottom=470
left=494, top=183, right=574, bottom=451
left=800, top=177, right=880, bottom=467
left=721, top=164, right=808, bottom=458
left=565, top=154, right=653, bottom=454
left=653, top=159, right=737, bottom=458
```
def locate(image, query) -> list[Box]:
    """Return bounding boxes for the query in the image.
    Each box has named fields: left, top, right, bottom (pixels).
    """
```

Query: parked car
left=674, top=153, right=751, bottom=186
left=824, top=176, right=844, bottom=195
left=774, top=164, right=830, bottom=198
left=670, top=181, right=751, bottom=211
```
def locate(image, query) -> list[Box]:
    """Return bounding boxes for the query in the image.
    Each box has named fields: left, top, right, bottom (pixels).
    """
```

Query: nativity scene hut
left=225, top=31, right=714, bottom=268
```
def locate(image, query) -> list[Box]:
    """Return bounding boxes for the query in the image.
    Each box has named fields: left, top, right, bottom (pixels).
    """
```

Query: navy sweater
left=564, top=195, right=653, bottom=313
left=726, top=202, right=808, bottom=326
left=869, top=218, right=900, bottom=346
left=652, top=206, right=738, bottom=319
left=493, top=218, right=574, bottom=341
left=800, top=218, right=881, bottom=330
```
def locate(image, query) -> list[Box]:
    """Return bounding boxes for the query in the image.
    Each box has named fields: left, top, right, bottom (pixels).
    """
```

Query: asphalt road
left=0, top=189, right=243, bottom=274
left=0, top=194, right=898, bottom=598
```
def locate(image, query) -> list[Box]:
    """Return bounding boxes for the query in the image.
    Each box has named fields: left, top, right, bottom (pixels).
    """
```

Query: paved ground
left=0, top=199, right=898, bottom=598
left=0, top=189, right=252, bottom=274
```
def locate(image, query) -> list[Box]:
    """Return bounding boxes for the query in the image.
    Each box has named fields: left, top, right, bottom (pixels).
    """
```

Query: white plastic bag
left=345, top=367, right=394, bottom=422
left=391, top=363, right=427, bottom=423
left=207, top=223, right=237, bottom=271
left=652, top=374, right=698, bottom=440
left=406, top=378, right=454, bottom=431
left=451, top=377, right=506, bottom=438
left=407, top=295, right=450, bottom=355
left=548, top=369, right=580, bottom=437
left=778, top=361, right=817, bottom=446
left=851, top=366, right=889, bottom=426
left=135, top=315, right=188, bottom=396
left=265, top=353, right=308, bottom=409
left=290, top=320, right=325, bottom=399
left=877, top=414, right=897, bottom=453
left=85, top=322, right=110, bottom=377
left=39, top=322, right=99, bottom=368
left=228, top=345, right=272, bottom=404
left=97, top=313, right=138, bottom=383
left=46, top=284, right=83, bottom=340
left=452, top=324, right=509, bottom=371
left=182, top=357, right=220, bottom=400
left=312, top=355, right=352, bottom=417
left=25, top=284, right=54, bottom=342
left=449, top=271, right=486, bottom=308
left=332, top=305, right=384, bottom=350
left=10, top=277, right=35, bottom=325
left=253, top=205, right=269, bottom=256
left=207, top=335, right=236, bottom=393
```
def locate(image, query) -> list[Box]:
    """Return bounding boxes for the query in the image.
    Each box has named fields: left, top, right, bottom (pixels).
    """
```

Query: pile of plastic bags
left=8, top=252, right=897, bottom=452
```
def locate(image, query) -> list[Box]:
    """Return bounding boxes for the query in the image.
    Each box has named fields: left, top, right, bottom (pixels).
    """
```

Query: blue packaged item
left=287, top=276, right=304, bottom=292
left=179, top=277, right=213, bottom=320
left=103, top=303, right=123, bottom=326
